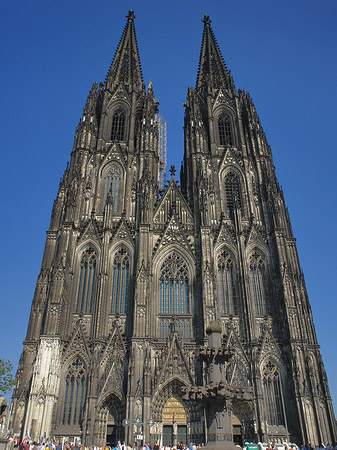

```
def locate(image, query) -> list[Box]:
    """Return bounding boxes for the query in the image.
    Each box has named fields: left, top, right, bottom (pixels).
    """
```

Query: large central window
left=159, top=252, right=189, bottom=314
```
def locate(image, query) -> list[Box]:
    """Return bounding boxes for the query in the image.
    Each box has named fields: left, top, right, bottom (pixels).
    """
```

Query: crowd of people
left=8, top=441, right=205, bottom=450
left=6, top=440, right=337, bottom=450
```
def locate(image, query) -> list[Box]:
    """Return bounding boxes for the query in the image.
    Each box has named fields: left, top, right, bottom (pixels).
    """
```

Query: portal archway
left=95, top=393, right=125, bottom=446
left=162, top=397, right=187, bottom=446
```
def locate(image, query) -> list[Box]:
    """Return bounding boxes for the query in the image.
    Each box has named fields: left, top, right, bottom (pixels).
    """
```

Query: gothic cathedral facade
left=10, top=11, right=336, bottom=447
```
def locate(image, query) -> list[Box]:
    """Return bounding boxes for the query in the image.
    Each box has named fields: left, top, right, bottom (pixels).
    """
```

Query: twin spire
left=196, top=15, right=231, bottom=91
left=105, top=10, right=143, bottom=90
left=105, top=11, right=231, bottom=92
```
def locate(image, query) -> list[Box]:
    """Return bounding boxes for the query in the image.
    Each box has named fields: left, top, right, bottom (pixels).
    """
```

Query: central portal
left=162, top=397, right=187, bottom=446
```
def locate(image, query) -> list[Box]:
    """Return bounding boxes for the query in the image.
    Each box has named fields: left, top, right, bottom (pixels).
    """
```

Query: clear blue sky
left=1, top=0, right=336, bottom=411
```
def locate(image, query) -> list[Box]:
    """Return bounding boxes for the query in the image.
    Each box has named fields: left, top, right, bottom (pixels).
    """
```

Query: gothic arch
left=214, top=246, right=239, bottom=316
left=260, top=357, right=287, bottom=427
left=95, top=392, right=126, bottom=447
left=62, top=326, right=91, bottom=369
left=214, top=245, right=238, bottom=268
left=100, top=147, right=127, bottom=177
left=98, top=390, right=124, bottom=410
left=213, top=233, right=237, bottom=256
left=153, top=246, right=195, bottom=339
left=247, top=249, right=270, bottom=318
left=58, top=356, right=88, bottom=428
left=109, top=238, right=134, bottom=258
left=219, top=167, right=247, bottom=218
left=259, top=353, right=284, bottom=375
left=76, top=239, right=101, bottom=258
left=72, top=243, right=99, bottom=315
left=152, top=378, right=204, bottom=443
left=100, top=161, right=124, bottom=214
left=214, top=107, right=236, bottom=146
left=107, top=100, right=130, bottom=143
left=153, top=244, right=195, bottom=278
left=245, top=236, right=270, bottom=261
left=152, top=378, right=191, bottom=423
left=107, top=245, right=133, bottom=315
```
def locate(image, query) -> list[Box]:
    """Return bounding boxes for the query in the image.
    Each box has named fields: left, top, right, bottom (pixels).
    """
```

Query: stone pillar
left=204, top=322, right=236, bottom=450
left=23, top=337, right=61, bottom=441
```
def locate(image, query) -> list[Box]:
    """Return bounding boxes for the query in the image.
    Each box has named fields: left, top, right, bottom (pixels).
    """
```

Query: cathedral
left=9, top=11, right=336, bottom=448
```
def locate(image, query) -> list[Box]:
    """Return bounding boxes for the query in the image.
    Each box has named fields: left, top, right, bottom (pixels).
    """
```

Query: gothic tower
left=10, top=12, right=336, bottom=447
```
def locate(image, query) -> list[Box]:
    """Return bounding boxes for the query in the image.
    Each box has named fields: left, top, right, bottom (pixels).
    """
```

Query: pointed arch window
left=224, top=171, right=242, bottom=217
left=262, top=360, right=285, bottom=426
left=76, top=248, right=96, bottom=314
left=111, top=109, right=126, bottom=142
left=217, top=251, right=238, bottom=316
left=249, top=252, right=268, bottom=317
left=103, top=164, right=122, bottom=213
left=218, top=114, right=233, bottom=146
left=62, top=358, right=87, bottom=426
left=159, top=252, right=189, bottom=315
left=111, top=248, right=130, bottom=315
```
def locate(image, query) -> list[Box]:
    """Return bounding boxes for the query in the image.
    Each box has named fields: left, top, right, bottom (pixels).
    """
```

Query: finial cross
left=169, top=164, right=176, bottom=178
left=202, top=15, right=212, bottom=25
left=126, top=10, right=136, bottom=21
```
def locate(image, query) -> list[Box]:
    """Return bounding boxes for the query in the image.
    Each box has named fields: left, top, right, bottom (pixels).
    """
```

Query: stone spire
left=105, top=10, right=143, bottom=90
left=196, top=15, right=232, bottom=92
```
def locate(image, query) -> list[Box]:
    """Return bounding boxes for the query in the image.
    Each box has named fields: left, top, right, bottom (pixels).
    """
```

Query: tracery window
left=217, top=251, right=238, bottom=316
left=62, top=358, right=87, bottom=426
left=159, top=253, right=189, bottom=315
left=218, top=114, right=233, bottom=146
left=76, top=247, right=96, bottom=314
left=103, top=164, right=122, bottom=213
left=249, top=252, right=268, bottom=317
left=224, top=171, right=242, bottom=216
left=262, top=360, right=285, bottom=426
left=111, top=248, right=130, bottom=315
left=111, top=109, right=126, bottom=142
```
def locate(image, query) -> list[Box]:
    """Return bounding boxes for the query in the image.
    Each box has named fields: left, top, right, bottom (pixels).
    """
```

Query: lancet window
left=217, top=250, right=238, bottom=316
left=111, top=248, right=130, bottom=315
left=159, top=253, right=190, bottom=315
left=249, top=252, right=268, bottom=317
left=111, top=109, right=126, bottom=142
left=218, top=114, right=233, bottom=146
left=224, top=171, right=242, bottom=216
left=262, top=360, right=285, bottom=426
left=76, top=247, right=96, bottom=314
left=62, top=358, right=87, bottom=426
left=103, top=164, right=122, bottom=213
